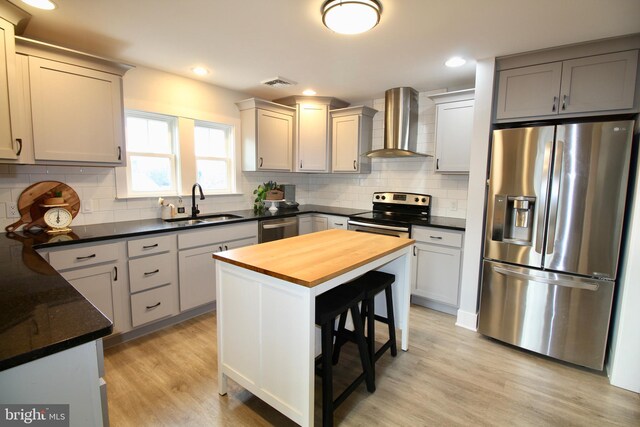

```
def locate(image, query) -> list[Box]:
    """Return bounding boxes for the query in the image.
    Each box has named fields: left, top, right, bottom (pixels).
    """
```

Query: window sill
left=115, top=192, right=245, bottom=200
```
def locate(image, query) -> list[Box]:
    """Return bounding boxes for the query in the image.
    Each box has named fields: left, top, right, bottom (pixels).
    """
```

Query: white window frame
left=116, top=110, right=239, bottom=199
left=193, top=120, right=235, bottom=194
left=122, top=111, right=179, bottom=198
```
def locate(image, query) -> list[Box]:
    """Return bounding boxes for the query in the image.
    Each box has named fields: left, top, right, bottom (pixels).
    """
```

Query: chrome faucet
left=191, top=183, right=205, bottom=218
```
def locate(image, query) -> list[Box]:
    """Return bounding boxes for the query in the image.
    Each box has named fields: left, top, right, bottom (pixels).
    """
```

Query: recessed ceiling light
left=191, top=67, right=209, bottom=76
left=322, top=0, right=382, bottom=35
left=445, top=57, right=466, bottom=68
left=303, top=89, right=317, bottom=96
left=20, top=0, right=56, bottom=10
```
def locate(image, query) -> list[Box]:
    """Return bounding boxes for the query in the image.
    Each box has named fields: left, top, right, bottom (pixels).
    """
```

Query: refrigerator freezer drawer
left=478, top=261, right=614, bottom=370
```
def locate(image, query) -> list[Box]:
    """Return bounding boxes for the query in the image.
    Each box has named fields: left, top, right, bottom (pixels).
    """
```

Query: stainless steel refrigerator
left=478, top=120, right=634, bottom=370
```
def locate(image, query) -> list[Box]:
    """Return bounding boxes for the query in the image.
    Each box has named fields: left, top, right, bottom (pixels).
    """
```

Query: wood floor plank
left=104, top=306, right=640, bottom=426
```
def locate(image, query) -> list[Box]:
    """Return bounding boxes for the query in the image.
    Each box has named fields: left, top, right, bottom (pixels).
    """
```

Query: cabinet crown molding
left=273, top=95, right=349, bottom=109
left=235, top=97, right=295, bottom=115
left=330, top=105, right=378, bottom=118
left=0, top=0, right=30, bottom=33
left=429, top=88, right=475, bottom=104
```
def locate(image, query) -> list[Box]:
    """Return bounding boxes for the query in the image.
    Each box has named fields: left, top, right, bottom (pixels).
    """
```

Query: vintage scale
left=41, top=195, right=74, bottom=234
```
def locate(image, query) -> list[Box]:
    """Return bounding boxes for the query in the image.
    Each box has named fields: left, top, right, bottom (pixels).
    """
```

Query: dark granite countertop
left=0, top=233, right=113, bottom=371
left=0, top=204, right=464, bottom=371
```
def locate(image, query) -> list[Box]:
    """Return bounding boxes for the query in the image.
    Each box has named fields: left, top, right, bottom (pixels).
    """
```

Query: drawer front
left=130, top=284, right=175, bottom=327
left=412, top=227, right=463, bottom=248
left=128, top=234, right=175, bottom=258
left=48, top=242, right=119, bottom=270
left=326, top=215, right=348, bottom=229
left=178, top=222, right=258, bottom=250
left=128, top=252, right=174, bottom=293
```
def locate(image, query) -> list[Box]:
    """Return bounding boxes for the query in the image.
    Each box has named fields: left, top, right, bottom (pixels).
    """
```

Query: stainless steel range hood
left=365, top=87, right=429, bottom=158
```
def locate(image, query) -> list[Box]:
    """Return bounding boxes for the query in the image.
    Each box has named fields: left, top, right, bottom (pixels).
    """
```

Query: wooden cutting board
left=5, top=181, right=81, bottom=232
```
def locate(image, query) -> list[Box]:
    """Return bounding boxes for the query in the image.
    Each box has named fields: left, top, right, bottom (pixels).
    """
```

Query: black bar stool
left=315, top=280, right=375, bottom=427
left=332, top=271, right=397, bottom=385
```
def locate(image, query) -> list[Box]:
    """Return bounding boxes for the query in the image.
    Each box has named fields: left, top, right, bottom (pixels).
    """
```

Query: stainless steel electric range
left=347, top=192, right=431, bottom=238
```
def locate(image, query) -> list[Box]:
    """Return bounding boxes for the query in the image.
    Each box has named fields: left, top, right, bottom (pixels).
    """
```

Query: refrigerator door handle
left=535, top=140, right=554, bottom=255
left=546, top=140, right=564, bottom=255
left=493, top=265, right=599, bottom=291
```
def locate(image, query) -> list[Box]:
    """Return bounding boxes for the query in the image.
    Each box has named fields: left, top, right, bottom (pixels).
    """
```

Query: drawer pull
left=145, top=302, right=161, bottom=310
left=429, top=236, right=443, bottom=240
left=142, top=243, right=159, bottom=249
left=144, top=269, right=160, bottom=276
left=76, top=254, right=97, bottom=260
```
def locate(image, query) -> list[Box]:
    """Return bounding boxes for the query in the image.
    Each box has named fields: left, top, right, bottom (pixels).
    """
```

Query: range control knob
left=414, top=197, right=419, bottom=202
left=421, top=197, right=427, bottom=203
left=381, top=195, right=386, bottom=200
left=375, top=195, right=380, bottom=199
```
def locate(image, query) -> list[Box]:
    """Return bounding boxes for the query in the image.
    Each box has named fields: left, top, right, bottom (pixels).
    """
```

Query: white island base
left=214, top=230, right=413, bottom=426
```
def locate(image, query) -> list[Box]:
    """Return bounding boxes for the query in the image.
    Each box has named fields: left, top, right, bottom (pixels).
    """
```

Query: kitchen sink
left=164, top=214, right=243, bottom=224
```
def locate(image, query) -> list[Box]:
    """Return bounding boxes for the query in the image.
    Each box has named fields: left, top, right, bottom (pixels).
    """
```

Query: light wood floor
left=104, top=305, right=640, bottom=426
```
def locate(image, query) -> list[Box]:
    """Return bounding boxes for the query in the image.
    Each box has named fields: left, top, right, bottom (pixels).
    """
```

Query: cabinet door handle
left=413, top=246, right=417, bottom=256
left=353, top=160, right=357, bottom=170
left=15, top=138, right=22, bottom=156
left=429, top=236, right=443, bottom=240
left=300, top=161, right=303, bottom=169
left=259, top=157, right=263, bottom=167
left=117, top=146, right=122, bottom=160
left=146, top=302, right=161, bottom=310
left=436, top=159, right=440, bottom=170
left=561, top=94, right=567, bottom=110
left=219, top=245, right=223, bottom=252
left=76, top=254, right=96, bottom=260
left=142, top=243, right=159, bottom=249
left=144, top=269, right=160, bottom=276
left=552, top=96, right=557, bottom=112
left=224, top=245, right=228, bottom=251
left=113, top=266, right=118, bottom=281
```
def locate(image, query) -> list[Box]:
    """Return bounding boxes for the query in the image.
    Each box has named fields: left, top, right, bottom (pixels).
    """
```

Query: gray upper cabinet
left=496, top=50, right=638, bottom=121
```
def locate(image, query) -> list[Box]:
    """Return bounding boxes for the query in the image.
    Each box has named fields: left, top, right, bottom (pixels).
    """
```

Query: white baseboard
left=455, top=309, right=477, bottom=331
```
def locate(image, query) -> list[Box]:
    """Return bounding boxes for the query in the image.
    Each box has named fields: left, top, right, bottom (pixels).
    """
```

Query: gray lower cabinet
left=177, top=222, right=258, bottom=312
left=496, top=50, right=638, bottom=120
left=411, top=226, right=464, bottom=315
left=43, top=241, right=130, bottom=334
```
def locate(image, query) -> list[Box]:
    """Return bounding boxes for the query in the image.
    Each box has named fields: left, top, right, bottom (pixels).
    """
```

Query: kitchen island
left=213, top=229, right=414, bottom=426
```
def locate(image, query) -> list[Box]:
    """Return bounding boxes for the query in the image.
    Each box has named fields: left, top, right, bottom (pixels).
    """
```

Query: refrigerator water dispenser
left=491, top=195, right=535, bottom=245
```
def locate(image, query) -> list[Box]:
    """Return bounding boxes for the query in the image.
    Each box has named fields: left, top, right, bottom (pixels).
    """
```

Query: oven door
left=347, top=220, right=410, bottom=238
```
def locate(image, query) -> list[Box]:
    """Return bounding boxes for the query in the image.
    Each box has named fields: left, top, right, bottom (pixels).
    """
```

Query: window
left=124, top=111, right=178, bottom=196
left=194, top=122, right=234, bottom=193
left=116, top=110, right=238, bottom=198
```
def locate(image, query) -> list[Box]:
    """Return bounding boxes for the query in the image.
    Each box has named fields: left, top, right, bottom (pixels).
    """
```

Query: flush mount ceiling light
left=445, top=57, right=466, bottom=68
left=322, top=0, right=382, bottom=35
left=302, top=89, right=317, bottom=96
left=191, top=66, right=209, bottom=76
left=21, top=0, right=56, bottom=10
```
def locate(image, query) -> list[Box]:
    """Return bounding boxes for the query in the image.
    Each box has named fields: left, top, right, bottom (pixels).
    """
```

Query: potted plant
left=253, top=181, right=283, bottom=212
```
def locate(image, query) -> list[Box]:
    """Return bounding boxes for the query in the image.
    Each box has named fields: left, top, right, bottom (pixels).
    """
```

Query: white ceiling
left=11, top=0, right=640, bottom=103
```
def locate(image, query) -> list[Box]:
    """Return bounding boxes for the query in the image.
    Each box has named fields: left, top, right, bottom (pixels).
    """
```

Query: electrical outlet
left=450, top=200, right=458, bottom=211
left=6, top=202, right=19, bottom=218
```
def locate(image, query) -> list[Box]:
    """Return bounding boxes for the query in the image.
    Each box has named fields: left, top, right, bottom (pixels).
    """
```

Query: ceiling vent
left=261, top=76, right=297, bottom=88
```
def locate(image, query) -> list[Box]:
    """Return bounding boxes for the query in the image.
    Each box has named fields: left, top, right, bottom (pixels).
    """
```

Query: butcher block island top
left=212, top=229, right=415, bottom=287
